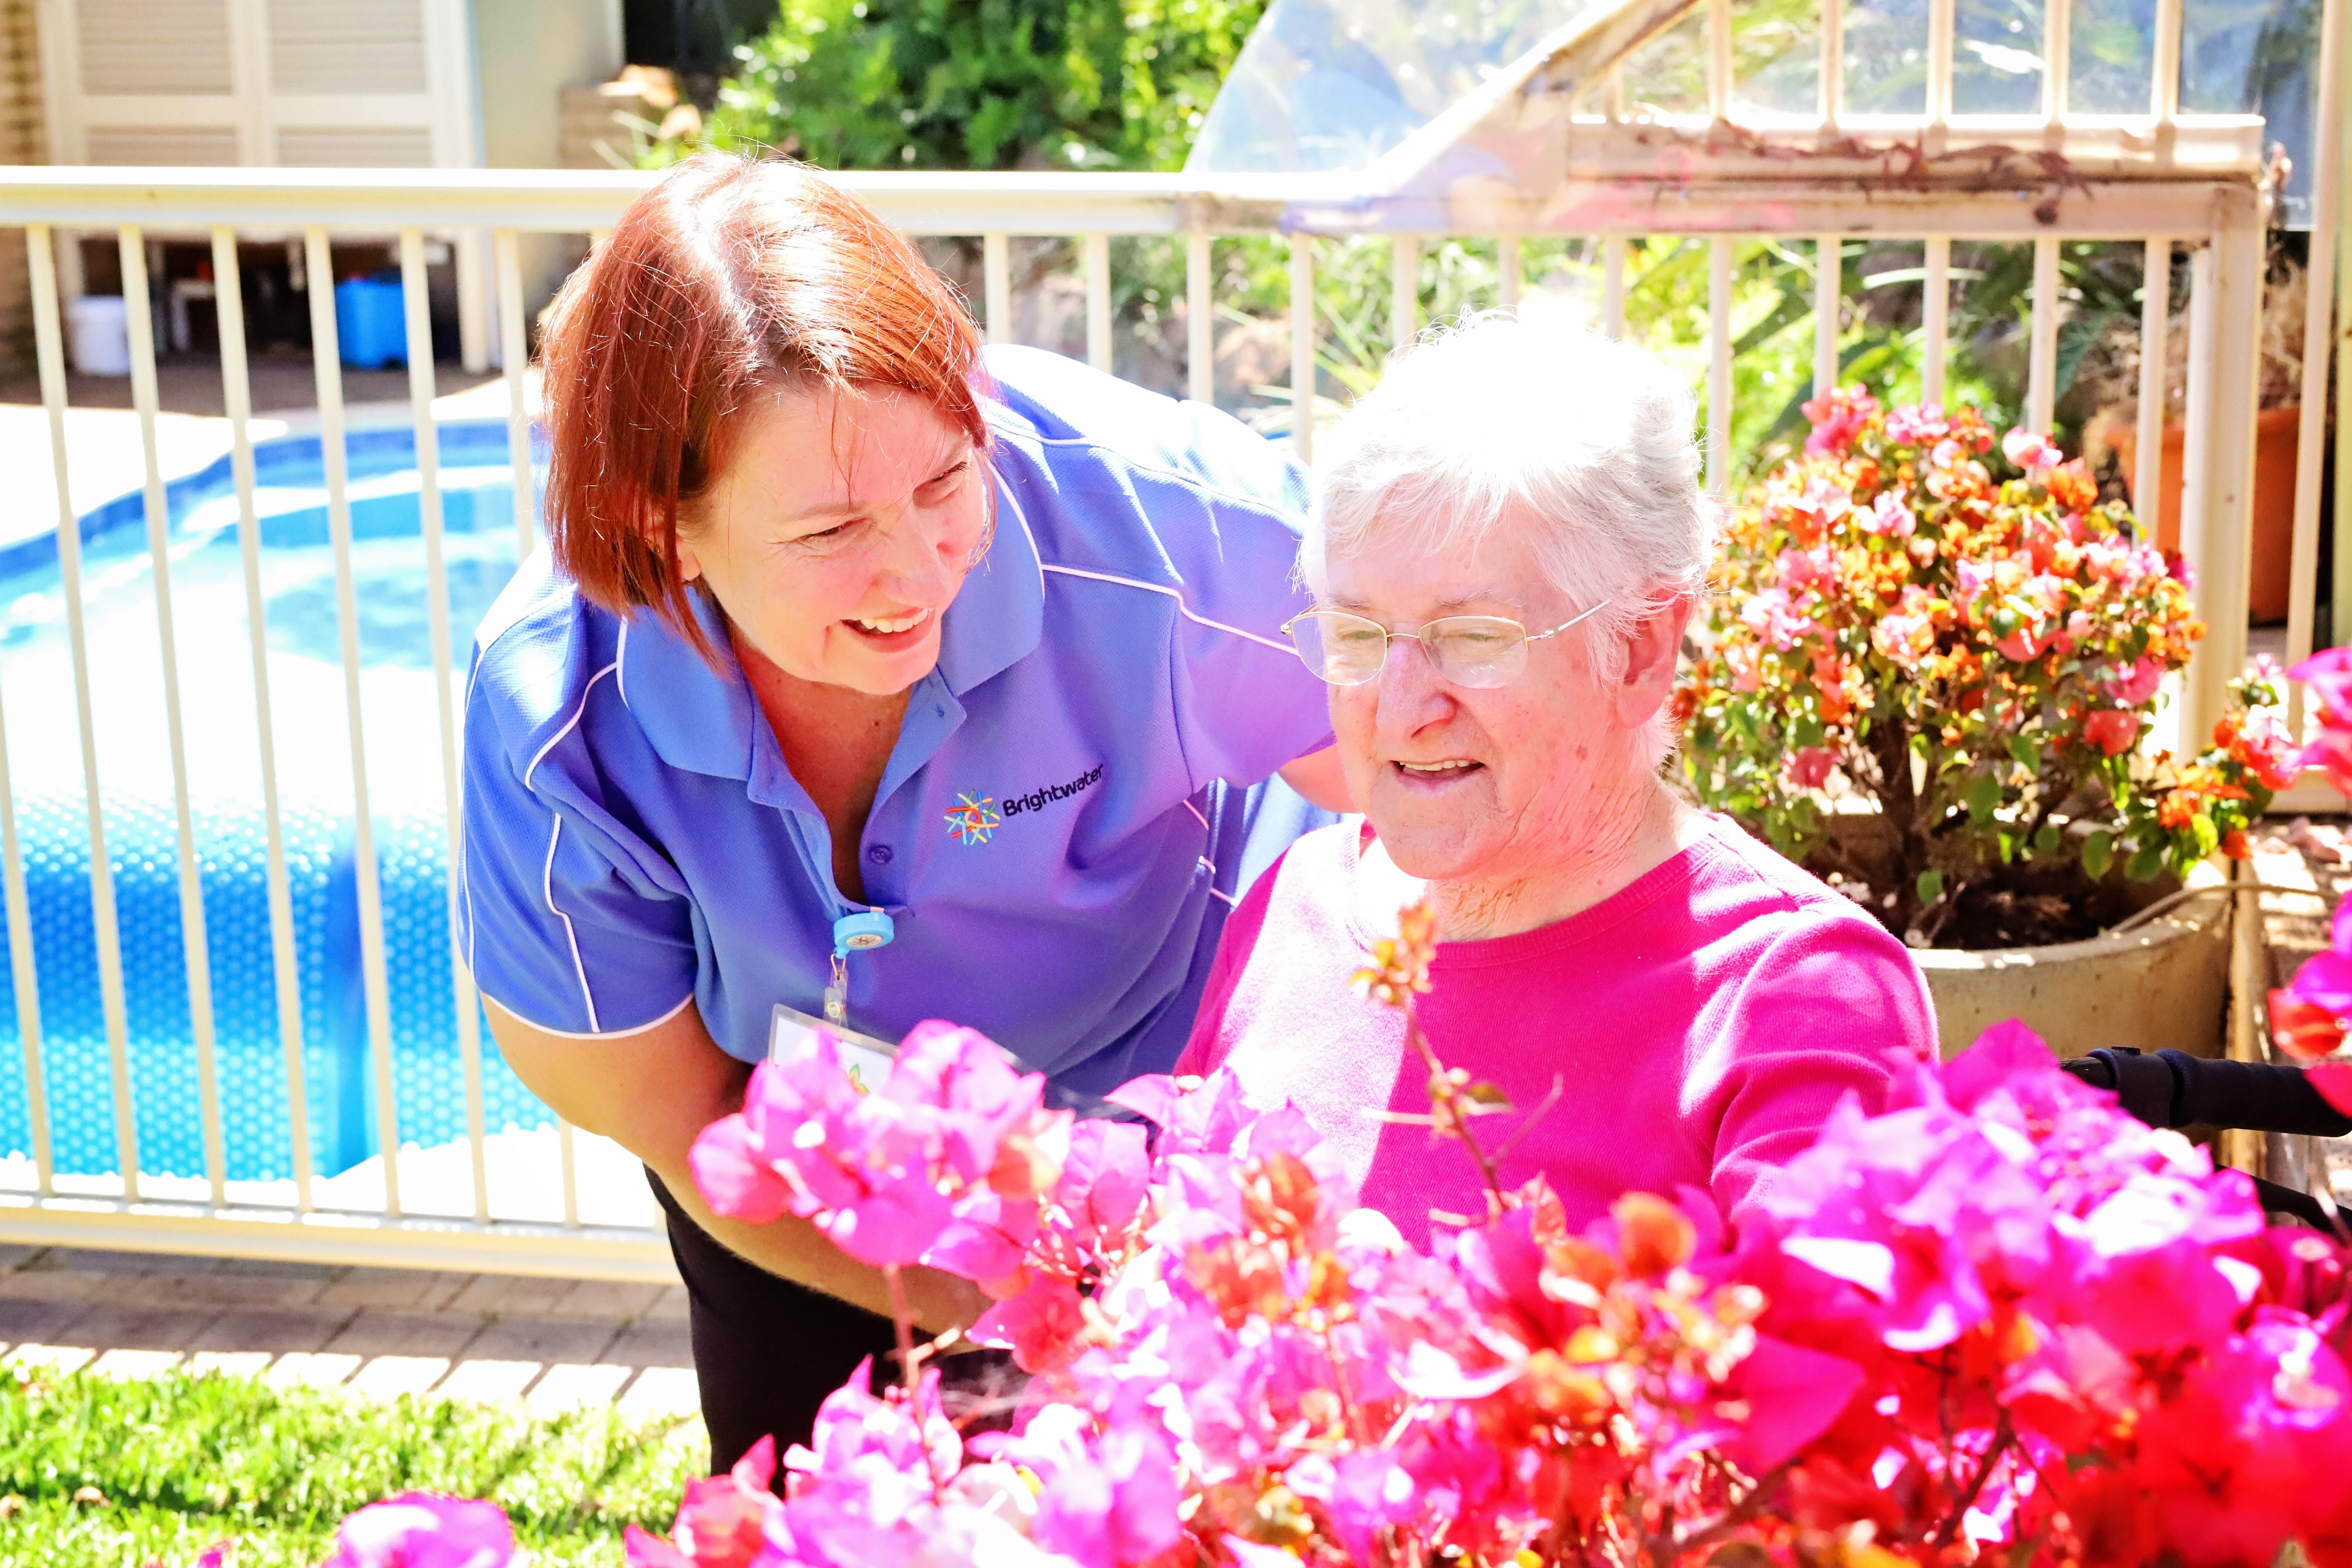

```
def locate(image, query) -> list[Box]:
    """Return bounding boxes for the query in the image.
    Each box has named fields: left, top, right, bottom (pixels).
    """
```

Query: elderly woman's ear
left=1611, top=590, right=1698, bottom=731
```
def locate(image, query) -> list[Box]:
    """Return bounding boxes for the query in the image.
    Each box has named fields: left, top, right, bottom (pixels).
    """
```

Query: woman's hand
left=481, top=996, right=991, bottom=1332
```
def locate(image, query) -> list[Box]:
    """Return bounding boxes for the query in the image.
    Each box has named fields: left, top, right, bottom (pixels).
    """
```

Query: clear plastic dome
left=1183, top=0, right=1609, bottom=175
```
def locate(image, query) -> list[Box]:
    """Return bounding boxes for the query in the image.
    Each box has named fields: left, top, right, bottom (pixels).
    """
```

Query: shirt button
left=866, top=843, right=894, bottom=866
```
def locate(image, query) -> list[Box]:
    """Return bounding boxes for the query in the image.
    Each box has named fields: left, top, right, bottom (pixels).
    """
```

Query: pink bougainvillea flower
left=320, top=1497, right=513, bottom=1568
left=970, top=1277, right=1090, bottom=1373
left=2002, top=427, right=2062, bottom=473
left=1788, top=747, right=1836, bottom=789
left=1801, top=387, right=1879, bottom=457
left=2310, top=1063, right=2352, bottom=1118
left=1885, top=403, right=1949, bottom=446
left=2269, top=990, right=2347, bottom=1064
left=626, top=1437, right=781, bottom=1568
left=2083, top=708, right=2139, bottom=756
left=985, top=1403, right=1185, bottom=1568
left=2103, top=656, right=2165, bottom=707
left=1286, top=1449, right=1421, bottom=1564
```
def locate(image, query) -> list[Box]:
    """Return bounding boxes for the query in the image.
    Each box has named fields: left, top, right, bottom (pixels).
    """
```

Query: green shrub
left=700, top=0, right=1266, bottom=172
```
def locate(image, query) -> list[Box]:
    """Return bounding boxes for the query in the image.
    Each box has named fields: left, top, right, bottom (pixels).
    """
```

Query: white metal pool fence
left=0, top=0, right=2342, bottom=1278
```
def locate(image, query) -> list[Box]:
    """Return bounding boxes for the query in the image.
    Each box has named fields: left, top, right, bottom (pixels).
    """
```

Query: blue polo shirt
left=459, top=347, right=1336, bottom=1103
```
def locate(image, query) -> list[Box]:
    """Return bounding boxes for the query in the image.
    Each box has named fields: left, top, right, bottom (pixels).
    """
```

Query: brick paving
left=0, top=1244, right=698, bottom=1421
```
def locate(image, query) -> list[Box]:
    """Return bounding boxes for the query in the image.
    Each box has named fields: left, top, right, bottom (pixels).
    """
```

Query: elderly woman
left=1177, top=317, right=1936, bottom=1244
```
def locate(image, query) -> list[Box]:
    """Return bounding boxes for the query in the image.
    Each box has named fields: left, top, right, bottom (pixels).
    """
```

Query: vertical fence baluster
left=1814, top=235, right=1841, bottom=398
left=2028, top=236, right=2060, bottom=433
left=2286, top=0, right=2346, bottom=732
left=1498, top=236, right=1521, bottom=312
left=494, top=230, right=533, bottom=564
left=1083, top=232, right=1111, bottom=374
left=559, top=1119, right=580, bottom=1228
left=2043, top=0, right=2071, bottom=140
left=1392, top=235, right=1418, bottom=349
left=1922, top=237, right=1951, bottom=407
left=1927, top=0, right=1954, bottom=143
left=0, top=655, right=41, bottom=1197
left=1707, top=0, right=1731, bottom=118
left=402, top=227, right=491, bottom=1224
left=305, top=226, right=403, bottom=1218
left=983, top=233, right=1010, bottom=347
left=2179, top=200, right=2266, bottom=743
left=2136, top=239, right=2172, bottom=529
left=1819, top=0, right=1844, bottom=137
left=1186, top=233, right=1213, bottom=406
left=121, top=226, right=223, bottom=1205
left=28, top=226, right=136, bottom=1199
left=1290, top=234, right=1315, bottom=462
left=1708, top=237, right=1732, bottom=496
left=1603, top=237, right=1627, bottom=338
left=212, top=227, right=312, bottom=1210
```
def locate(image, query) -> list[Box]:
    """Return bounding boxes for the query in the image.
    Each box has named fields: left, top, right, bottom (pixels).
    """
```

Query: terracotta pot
left=1910, top=885, right=2230, bottom=1061
left=2110, top=403, right=2300, bottom=625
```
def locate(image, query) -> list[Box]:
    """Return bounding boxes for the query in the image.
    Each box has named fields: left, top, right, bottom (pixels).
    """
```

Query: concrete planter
left=1911, top=877, right=2231, bottom=1061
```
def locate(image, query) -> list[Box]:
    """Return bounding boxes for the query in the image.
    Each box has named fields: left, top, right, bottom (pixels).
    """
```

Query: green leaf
left=2033, top=822, right=2062, bottom=854
left=2082, top=830, right=2113, bottom=879
left=2126, top=839, right=2166, bottom=881
left=2191, top=814, right=2220, bottom=861
left=1917, top=868, right=1945, bottom=905
left=2008, top=734, right=2041, bottom=769
left=1465, top=1081, right=1514, bottom=1109
left=1967, top=771, right=2001, bottom=827
left=1997, top=831, right=2015, bottom=864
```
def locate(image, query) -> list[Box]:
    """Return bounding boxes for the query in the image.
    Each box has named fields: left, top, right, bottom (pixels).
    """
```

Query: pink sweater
left=1176, top=815, right=1938, bottom=1248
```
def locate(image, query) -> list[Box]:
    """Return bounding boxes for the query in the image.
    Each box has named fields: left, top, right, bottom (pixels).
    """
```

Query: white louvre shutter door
left=267, top=0, right=426, bottom=94
left=76, top=0, right=233, bottom=94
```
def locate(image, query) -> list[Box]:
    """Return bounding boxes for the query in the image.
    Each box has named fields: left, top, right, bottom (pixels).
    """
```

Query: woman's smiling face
left=1322, top=516, right=1621, bottom=888
left=682, top=381, right=988, bottom=694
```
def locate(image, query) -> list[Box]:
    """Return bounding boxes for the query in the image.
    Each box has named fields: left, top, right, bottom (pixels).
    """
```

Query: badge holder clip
left=822, top=910, right=895, bottom=1026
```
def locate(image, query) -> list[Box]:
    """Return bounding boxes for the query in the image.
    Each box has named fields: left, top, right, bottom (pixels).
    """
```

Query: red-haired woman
left=458, top=154, right=1344, bottom=1465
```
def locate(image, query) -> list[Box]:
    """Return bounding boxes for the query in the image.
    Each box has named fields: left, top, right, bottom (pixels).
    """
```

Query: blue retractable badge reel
left=823, top=910, right=896, bottom=1026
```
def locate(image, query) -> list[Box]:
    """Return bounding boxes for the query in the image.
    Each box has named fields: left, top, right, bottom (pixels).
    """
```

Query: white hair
left=1304, top=312, right=1716, bottom=681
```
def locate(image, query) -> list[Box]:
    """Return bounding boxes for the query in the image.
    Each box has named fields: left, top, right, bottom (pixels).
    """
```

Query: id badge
left=769, top=1003, right=899, bottom=1095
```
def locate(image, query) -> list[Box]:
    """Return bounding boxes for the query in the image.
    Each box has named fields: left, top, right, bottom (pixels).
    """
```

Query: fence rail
left=0, top=0, right=2341, bottom=1276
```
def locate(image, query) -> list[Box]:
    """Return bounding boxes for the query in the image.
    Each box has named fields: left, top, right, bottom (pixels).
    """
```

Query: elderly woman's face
left=682, top=383, right=988, bottom=695
left=1321, top=519, right=1627, bottom=886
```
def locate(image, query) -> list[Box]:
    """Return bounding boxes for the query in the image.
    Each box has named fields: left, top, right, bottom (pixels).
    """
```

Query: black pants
left=649, top=1169, right=1021, bottom=1474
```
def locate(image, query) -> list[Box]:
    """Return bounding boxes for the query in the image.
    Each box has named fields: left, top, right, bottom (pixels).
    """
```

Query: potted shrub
left=1676, top=389, right=2298, bottom=1057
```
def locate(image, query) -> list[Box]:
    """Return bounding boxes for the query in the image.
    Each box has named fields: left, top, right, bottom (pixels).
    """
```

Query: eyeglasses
left=1280, top=600, right=1611, bottom=689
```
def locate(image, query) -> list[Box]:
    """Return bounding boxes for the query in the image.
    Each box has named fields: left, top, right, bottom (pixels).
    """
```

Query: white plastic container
left=67, top=295, right=130, bottom=377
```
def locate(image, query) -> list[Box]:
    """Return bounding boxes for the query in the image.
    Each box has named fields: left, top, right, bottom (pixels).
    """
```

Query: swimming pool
left=0, top=421, right=554, bottom=1192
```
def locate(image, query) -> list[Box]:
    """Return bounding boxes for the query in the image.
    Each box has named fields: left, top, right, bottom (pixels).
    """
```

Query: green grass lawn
left=0, top=1363, right=701, bottom=1567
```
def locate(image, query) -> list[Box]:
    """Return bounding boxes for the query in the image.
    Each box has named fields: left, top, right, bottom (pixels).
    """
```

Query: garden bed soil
left=1799, top=816, right=2174, bottom=951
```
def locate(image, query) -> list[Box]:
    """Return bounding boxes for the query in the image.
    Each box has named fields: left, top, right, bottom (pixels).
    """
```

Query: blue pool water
left=0, top=421, right=561, bottom=1188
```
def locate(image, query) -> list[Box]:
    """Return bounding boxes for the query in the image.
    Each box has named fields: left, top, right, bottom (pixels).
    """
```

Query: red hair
left=538, top=153, right=987, bottom=651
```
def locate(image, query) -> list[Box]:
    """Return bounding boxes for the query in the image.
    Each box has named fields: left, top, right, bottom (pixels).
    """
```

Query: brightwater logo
left=1001, top=763, right=1104, bottom=818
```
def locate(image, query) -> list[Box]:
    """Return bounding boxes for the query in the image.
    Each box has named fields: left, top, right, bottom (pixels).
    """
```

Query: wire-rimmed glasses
left=1280, top=600, right=1611, bottom=689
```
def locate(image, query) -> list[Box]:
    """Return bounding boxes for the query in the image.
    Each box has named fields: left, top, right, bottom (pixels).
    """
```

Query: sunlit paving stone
left=2, top=1343, right=94, bottom=1374
left=433, top=1358, right=539, bottom=1404
left=263, top=1351, right=360, bottom=1390
left=525, top=1362, right=630, bottom=1414
left=187, top=1350, right=273, bottom=1378
left=616, top=1366, right=701, bottom=1421
left=88, top=1348, right=186, bottom=1378
left=344, top=1354, right=453, bottom=1401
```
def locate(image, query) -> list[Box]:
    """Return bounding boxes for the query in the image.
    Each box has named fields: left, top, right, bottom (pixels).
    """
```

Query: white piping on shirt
left=525, top=660, right=620, bottom=1034
left=614, top=620, right=631, bottom=709
left=482, top=986, right=697, bottom=1041
left=1038, top=563, right=1292, bottom=655
left=1208, top=885, right=1239, bottom=908
left=1181, top=798, right=1211, bottom=831
left=544, top=816, right=602, bottom=1034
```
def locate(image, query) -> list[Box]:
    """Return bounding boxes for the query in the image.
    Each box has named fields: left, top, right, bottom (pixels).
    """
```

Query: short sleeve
left=459, top=682, right=699, bottom=1038
left=1158, top=405, right=1336, bottom=790
left=1706, top=908, right=1939, bottom=1232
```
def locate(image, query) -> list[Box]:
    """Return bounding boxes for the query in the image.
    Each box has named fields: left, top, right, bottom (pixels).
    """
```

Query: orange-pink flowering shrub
left=1677, top=390, right=2294, bottom=943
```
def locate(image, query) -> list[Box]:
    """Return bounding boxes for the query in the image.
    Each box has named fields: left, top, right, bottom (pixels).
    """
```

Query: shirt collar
left=936, top=462, right=1044, bottom=695
left=620, top=586, right=759, bottom=781
left=617, top=458, right=1044, bottom=780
